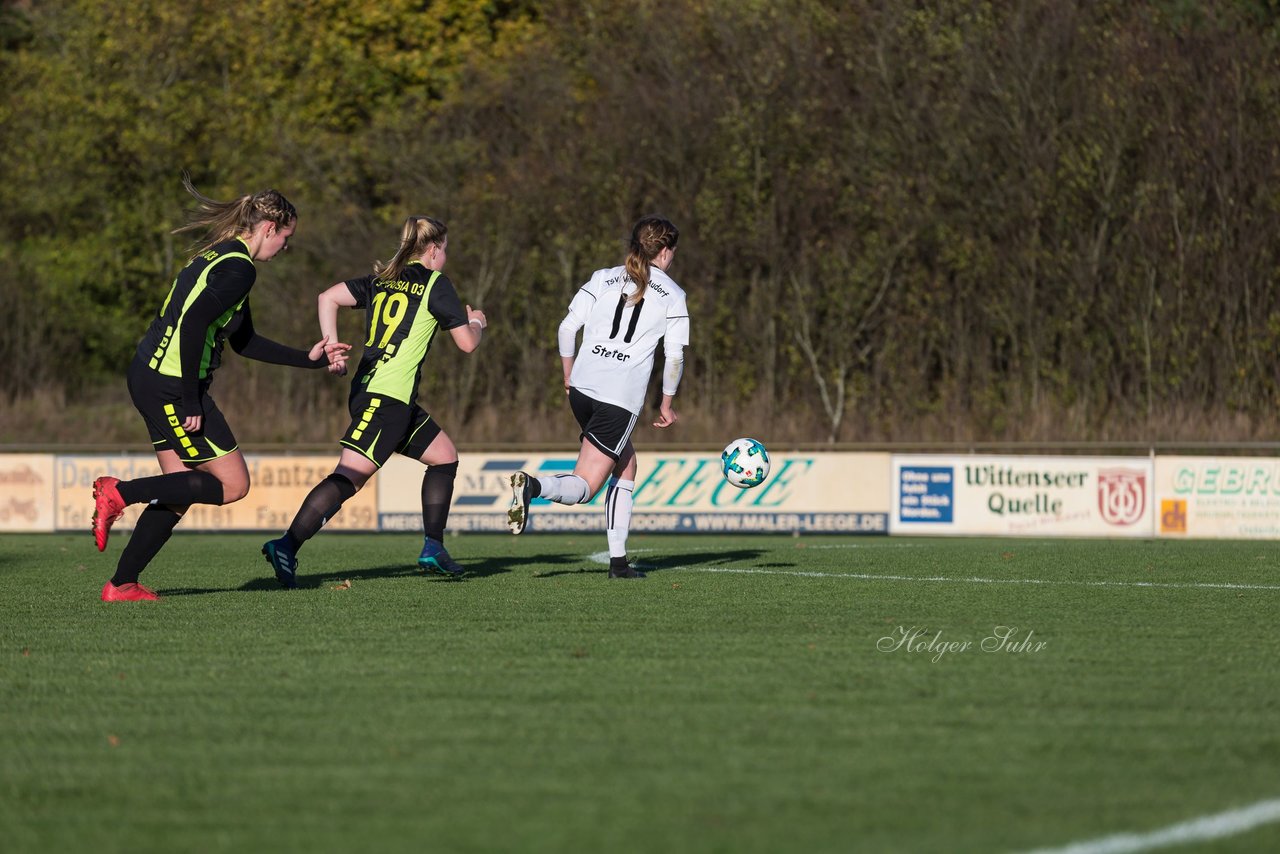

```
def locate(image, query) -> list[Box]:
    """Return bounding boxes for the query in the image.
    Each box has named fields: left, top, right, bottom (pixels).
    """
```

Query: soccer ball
left=721, top=437, right=770, bottom=489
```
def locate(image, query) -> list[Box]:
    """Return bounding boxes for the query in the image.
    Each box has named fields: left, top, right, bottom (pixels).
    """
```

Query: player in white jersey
left=507, top=216, right=688, bottom=578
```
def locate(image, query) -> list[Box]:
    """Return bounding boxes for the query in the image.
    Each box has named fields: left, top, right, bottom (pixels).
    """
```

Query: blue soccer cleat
left=262, top=538, right=299, bottom=589
left=418, top=537, right=466, bottom=579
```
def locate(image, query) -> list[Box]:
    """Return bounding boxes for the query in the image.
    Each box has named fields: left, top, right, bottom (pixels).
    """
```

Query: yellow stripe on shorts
left=350, top=397, right=382, bottom=441
left=163, top=403, right=199, bottom=457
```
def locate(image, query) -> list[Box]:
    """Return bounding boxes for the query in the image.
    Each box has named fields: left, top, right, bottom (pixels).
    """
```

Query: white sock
left=605, top=478, right=634, bottom=558
left=537, top=473, right=591, bottom=505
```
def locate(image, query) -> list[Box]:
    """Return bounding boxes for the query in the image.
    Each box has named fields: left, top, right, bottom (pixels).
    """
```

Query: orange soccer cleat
left=100, top=581, right=159, bottom=602
left=91, top=476, right=127, bottom=552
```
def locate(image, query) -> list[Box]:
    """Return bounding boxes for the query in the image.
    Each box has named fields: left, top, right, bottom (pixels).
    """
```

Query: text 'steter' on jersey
left=135, top=238, right=255, bottom=380
left=344, top=262, right=468, bottom=406
left=567, top=265, right=690, bottom=414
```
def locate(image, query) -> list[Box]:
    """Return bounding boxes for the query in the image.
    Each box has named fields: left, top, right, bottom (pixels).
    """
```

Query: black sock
left=284, top=473, right=357, bottom=550
left=422, top=461, right=458, bottom=542
left=117, top=471, right=224, bottom=506
left=111, top=503, right=184, bottom=586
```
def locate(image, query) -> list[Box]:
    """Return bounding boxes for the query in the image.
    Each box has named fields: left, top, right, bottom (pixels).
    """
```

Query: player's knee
left=334, top=466, right=371, bottom=491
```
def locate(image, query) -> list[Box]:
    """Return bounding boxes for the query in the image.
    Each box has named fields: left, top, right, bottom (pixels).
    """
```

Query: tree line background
left=4, top=0, right=1280, bottom=448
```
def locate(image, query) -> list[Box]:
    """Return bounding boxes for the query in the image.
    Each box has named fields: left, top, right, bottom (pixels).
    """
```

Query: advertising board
left=1154, top=456, right=1280, bottom=539
left=0, top=454, right=56, bottom=532
left=892, top=455, right=1154, bottom=537
left=52, top=455, right=378, bottom=532
left=379, top=451, right=892, bottom=534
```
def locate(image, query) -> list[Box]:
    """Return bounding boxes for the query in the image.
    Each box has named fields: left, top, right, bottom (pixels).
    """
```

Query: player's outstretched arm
left=229, top=300, right=347, bottom=373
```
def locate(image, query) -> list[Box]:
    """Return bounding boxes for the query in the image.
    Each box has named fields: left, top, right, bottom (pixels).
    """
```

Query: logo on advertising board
left=1160, top=499, right=1187, bottom=534
left=452, top=455, right=818, bottom=511
left=1097, top=468, right=1146, bottom=526
left=0, top=457, right=51, bottom=532
left=898, top=466, right=954, bottom=523
left=452, top=458, right=583, bottom=508
left=429, top=452, right=891, bottom=534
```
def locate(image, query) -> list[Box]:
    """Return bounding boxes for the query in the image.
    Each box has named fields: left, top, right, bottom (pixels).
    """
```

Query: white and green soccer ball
left=721, top=437, right=770, bottom=489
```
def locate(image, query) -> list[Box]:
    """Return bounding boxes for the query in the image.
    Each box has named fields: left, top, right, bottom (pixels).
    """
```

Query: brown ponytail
left=624, top=215, right=679, bottom=304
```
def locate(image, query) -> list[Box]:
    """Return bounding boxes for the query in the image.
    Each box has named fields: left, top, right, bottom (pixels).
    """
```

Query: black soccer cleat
left=508, top=471, right=533, bottom=535
left=608, top=557, right=646, bottom=579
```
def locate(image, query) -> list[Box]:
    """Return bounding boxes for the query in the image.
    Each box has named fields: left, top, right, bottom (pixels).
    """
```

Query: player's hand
left=466, top=305, right=487, bottom=329
left=308, top=335, right=330, bottom=362
left=326, top=337, right=352, bottom=376
left=311, top=335, right=351, bottom=376
left=653, top=404, right=678, bottom=428
left=180, top=396, right=205, bottom=433
left=309, top=334, right=352, bottom=361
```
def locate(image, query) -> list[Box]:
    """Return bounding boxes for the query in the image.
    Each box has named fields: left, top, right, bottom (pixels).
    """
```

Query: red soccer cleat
left=100, top=581, right=159, bottom=602
left=91, top=476, right=127, bottom=552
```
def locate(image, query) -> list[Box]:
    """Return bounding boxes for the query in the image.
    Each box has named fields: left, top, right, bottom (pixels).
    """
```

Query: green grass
left=3, top=533, right=1280, bottom=853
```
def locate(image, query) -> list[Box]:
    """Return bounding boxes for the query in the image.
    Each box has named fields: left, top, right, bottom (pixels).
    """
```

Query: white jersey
left=562, top=265, right=689, bottom=414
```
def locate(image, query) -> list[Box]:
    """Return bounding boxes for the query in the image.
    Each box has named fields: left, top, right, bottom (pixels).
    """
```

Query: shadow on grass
left=158, top=551, right=582, bottom=596
left=531, top=566, right=609, bottom=579
left=531, top=548, right=778, bottom=578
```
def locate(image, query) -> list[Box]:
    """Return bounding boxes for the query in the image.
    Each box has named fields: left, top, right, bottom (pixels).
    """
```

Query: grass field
left=3, top=532, right=1279, bottom=853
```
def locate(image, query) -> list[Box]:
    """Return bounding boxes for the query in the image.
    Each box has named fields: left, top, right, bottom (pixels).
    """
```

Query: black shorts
left=127, top=356, right=239, bottom=462
left=568, top=387, right=638, bottom=461
left=340, top=391, right=443, bottom=468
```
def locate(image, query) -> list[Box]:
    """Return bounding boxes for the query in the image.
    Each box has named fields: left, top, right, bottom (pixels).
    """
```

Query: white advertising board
left=891, top=455, right=1154, bottom=537
left=1154, top=456, right=1280, bottom=539
left=379, top=451, right=892, bottom=534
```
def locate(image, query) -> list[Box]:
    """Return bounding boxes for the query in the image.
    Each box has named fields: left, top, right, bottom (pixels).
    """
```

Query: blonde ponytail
left=172, top=172, right=297, bottom=254
left=374, top=215, right=448, bottom=282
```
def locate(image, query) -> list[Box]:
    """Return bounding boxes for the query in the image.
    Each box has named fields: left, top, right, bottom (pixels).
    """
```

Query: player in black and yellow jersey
left=262, top=215, right=487, bottom=586
left=91, top=176, right=350, bottom=601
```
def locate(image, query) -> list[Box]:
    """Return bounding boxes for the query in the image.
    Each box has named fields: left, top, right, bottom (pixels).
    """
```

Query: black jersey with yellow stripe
left=135, top=237, right=256, bottom=381
left=344, top=262, right=468, bottom=406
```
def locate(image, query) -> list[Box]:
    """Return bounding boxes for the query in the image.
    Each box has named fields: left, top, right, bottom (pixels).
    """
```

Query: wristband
left=469, top=318, right=485, bottom=329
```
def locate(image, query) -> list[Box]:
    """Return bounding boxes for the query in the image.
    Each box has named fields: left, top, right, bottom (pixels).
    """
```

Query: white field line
left=1017, top=797, right=1280, bottom=854
left=795, top=543, right=926, bottom=549
left=587, top=552, right=1280, bottom=591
